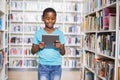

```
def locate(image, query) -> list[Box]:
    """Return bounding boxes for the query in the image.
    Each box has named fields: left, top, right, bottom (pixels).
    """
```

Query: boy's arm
left=31, top=44, right=39, bottom=55
left=54, top=41, right=65, bottom=55
left=59, top=44, right=65, bottom=55
left=31, top=42, right=45, bottom=55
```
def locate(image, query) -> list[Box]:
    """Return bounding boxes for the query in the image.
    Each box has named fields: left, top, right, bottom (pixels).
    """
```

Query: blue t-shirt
left=32, top=29, right=65, bottom=65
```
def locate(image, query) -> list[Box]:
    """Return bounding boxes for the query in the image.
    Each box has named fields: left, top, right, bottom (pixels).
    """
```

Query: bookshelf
left=7, top=0, right=84, bottom=80
left=118, top=29, right=120, bottom=80
left=0, top=0, right=8, bottom=80
left=82, top=0, right=119, bottom=80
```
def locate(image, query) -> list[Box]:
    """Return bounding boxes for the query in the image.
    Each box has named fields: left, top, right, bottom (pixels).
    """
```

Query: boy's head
left=42, top=7, right=57, bottom=29
left=42, top=7, right=57, bottom=17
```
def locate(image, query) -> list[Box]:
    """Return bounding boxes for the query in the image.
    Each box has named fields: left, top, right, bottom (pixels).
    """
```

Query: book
left=109, top=14, right=116, bottom=30
left=102, top=7, right=116, bottom=16
left=84, top=70, right=94, bottom=80
left=0, top=53, right=2, bottom=68
left=118, top=67, right=120, bottom=80
left=42, top=34, right=59, bottom=48
left=0, top=32, right=3, bottom=49
left=103, top=16, right=109, bottom=30
left=0, top=18, right=2, bottom=30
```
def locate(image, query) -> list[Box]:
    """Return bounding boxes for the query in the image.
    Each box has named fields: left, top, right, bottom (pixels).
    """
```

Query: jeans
left=38, top=64, right=62, bottom=80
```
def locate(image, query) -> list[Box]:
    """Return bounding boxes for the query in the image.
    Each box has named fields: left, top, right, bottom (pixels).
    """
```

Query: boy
left=31, top=7, right=65, bottom=80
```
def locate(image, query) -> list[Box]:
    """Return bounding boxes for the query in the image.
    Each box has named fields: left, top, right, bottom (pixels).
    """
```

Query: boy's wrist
left=59, top=44, right=62, bottom=50
left=38, top=45, right=41, bottom=50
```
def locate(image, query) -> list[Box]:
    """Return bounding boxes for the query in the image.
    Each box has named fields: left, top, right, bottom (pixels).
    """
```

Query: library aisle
left=7, top=0, right=83, bottom=80
left=0, top=0, right=120, bottom=80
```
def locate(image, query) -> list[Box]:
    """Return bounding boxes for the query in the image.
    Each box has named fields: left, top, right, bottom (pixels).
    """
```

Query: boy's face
left=42, top=12, right=56, bottom=29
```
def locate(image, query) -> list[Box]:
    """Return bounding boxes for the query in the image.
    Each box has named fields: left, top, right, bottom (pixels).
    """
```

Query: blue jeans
left=38, top=64, right=62, bottom=80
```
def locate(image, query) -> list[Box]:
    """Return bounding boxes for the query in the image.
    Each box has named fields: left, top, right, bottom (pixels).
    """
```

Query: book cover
left=84, top=70, right=94, bottom=80
left=0, top=18, right=2, bottom=30
left=42, top=34, right=59, bottom=48
left=105, top=61, right=114, bottom=80
left=109, top=13, right=116, bottom=30
left=102, top=8, right=116, bottom=16
left=0, top=32, right=3, bottom=49
left=0, top=53, right=2, bottom=68
left=103, top=16, right=109, bottom=30
left=118, top=67, right=120, bottom=80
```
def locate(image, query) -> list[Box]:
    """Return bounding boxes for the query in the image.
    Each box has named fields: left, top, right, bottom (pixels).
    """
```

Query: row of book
left=8, top=12, right=42, bottom=22
left=95, top=58, right=114, bottom=80
left=23, top=25, right=44, bottom=32
left=85, top=32, right=115, bottom=57
left=85, top=51, right=95, bottom=70
left=9, top=57, right=81, bottom=68
left=10, top=1, right=82, bottom=12
left=8, top=12, right=81, bottom=23
left=9, top=36, right=82, bottom=45
left=83, top=7, right=116, bottom=32
left=101, top=7, right=116, bottom=30
left=9, top=47, right=82, bottom=57
left=97, top=33, right=115, bottom=57
left=9, top=36, right=33, bottom=44
left=9, top=59, right=37, bottom=67
left=9, top=47, right=34, bottom=56
left=9, top=47, right=22, bottom=55
left=10, top=24, right=23, bottom=32
left=85, top=34, right=96, bottom=50
left=62, top=25, right=81, bottom=33
left=65, top=36, right=82, bottom=45
left=85, top=0, right=116, bottom=13
left=23, top=60, right=37, bottom=67
left=65, top=48, right=83, bottom=57
left=85, top=51, right=114, bottom=80
left=10, top=24, right=81, bottom=34
left=62, top=58, right=80, bottom=68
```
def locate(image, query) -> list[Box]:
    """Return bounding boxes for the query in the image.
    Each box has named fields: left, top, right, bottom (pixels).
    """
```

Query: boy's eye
left=46, top=18, right=50, bottom=20
left=46, top=18, right=55, bottom=20
left=52, top=18, right=55, bottom=20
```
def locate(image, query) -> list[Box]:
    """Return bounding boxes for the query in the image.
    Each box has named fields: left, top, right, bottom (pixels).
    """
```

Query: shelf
left=85, top=2, right=116, bottom=16
left=0, top=0, right=8, bottom=80
left=8, top=67, right=38, bottom=71
left=83, top=0, right=118, bottom=80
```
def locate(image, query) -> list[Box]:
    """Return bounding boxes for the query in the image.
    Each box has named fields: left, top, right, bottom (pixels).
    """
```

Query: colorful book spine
left=0, top=18, right=2, bottom=30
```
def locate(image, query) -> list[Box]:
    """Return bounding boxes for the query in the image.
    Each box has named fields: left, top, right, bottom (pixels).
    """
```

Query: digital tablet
left=42, top=34, right=59, bottom=48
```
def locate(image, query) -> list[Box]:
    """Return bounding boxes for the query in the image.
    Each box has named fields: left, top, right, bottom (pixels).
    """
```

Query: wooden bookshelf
left=82, top=0, right=119, bottom=80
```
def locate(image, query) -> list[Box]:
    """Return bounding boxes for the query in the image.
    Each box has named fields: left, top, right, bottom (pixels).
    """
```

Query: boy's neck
left=44, top=27, right=55, bottom=34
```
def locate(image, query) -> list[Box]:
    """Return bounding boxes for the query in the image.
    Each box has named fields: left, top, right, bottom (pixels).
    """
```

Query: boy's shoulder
left=55, top=28, right=63, bottom=33
left=36, top=29, right=44, bottom=32
left=35, top=29, right=45, bottom=35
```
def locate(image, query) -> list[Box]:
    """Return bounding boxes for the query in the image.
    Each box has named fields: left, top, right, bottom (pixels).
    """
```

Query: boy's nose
left=49, top=19, right=53, bottom=23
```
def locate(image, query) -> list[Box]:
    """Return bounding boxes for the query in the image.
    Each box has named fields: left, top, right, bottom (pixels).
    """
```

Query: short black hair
left=42, top=7, right=57, bottom=17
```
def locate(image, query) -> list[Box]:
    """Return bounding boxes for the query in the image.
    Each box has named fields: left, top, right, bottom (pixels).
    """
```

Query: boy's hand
left=38, top=42, right=45, bottom=49
left=54, top=40, right=61, bottom=48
